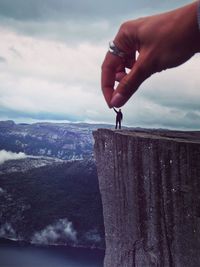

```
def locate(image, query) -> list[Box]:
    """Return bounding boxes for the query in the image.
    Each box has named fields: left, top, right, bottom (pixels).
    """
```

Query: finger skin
left=111, top=51, right=152, bottom=107
left=102, top=1, right=200, bottom=108
left=116, top=72, right=126, bottom=82
left=101, top=52, right=126, bottom=108
left=101, top=51, right=135, bottom=107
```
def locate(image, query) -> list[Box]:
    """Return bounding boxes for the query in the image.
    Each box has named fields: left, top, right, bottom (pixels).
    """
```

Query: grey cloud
left=0, top=56, right=6, bottom=63
left=0, top=0, right=43, bottom=21
left=1, top=17, right=114, bottom=44
left=184, top=111, right=200, bottom=121
left=141, top=73, right=200, bottom=113
left=128, top=110, right=200, bottom=130
left=9, top=47, right=22, bottom=58
left=125, top=91, right=200, bottom=130
left=0, top=0, right=190, bottom=43
left=165, top=111, right=200, bottom=129
left=144, top=92, right=200, bottom=112
left=0, top=0, right=188, bottom=21
left=0, top=107, right=82, bottom=122
left=0, top=0, right=181, bottom=20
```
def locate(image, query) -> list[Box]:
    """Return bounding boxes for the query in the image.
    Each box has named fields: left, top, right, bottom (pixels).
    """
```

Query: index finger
left=101, top=51, right=124, bottom=108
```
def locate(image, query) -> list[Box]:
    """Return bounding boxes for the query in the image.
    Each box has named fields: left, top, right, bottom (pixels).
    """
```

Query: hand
left=101, top=1, right=200, bottom=108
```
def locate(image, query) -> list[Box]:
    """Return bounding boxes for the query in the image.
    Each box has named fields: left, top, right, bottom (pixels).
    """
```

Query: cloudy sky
left=0, top=0, right=199, bottom=129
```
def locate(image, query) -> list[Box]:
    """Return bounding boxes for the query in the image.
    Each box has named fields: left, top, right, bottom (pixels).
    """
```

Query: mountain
left=0, top=120, right=112, bottom=160
left=0, top=157, right=105, bottom=248
left=0, top=120, right=110, bottom=248
left=0, top=156, right=63, bottom=174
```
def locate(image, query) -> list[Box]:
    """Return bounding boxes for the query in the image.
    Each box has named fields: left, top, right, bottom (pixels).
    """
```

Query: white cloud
left=84, top=229, right=101, bottom=244
left=0, top=150, right=26, bottom=164
left=122, top=55, right=200, bottom=129
left=0, top=27, right=105, bottom=81
left=31, top=218, right=77, bottom=245
left=0, top=223, right=17, bottom=239
left=0, top=28, right=110, bottom=120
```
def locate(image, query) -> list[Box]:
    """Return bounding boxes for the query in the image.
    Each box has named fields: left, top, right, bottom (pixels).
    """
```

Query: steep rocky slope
left=0, top=158, right=104, bottom=248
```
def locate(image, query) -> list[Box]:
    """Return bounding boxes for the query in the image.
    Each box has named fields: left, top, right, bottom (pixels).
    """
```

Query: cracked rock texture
left=93, top=129, right=200, bottom=267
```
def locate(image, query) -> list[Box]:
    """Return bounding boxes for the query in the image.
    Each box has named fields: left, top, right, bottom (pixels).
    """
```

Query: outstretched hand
left=101, top=1, right=200, bottom=108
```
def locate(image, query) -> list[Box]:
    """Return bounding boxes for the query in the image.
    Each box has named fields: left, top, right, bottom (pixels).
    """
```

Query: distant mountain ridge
left=0, top=120, right=112, bottom=160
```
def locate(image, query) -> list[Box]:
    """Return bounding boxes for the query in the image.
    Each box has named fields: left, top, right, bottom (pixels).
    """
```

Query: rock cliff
left=93, top=129, right=200, bottom=267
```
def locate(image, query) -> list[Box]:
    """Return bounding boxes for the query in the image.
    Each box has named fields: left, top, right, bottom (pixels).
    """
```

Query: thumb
left=110, top=52, right=152, bottom=107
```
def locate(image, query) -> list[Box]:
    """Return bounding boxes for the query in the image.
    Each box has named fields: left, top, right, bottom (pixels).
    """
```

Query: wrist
left=198, top=1, right=200, bottom=32
left=178, top=1, right=200, bottom=53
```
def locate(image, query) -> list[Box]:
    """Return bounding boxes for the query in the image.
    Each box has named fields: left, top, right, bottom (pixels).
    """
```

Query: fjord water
left=0, top=241, right=104, bottom=267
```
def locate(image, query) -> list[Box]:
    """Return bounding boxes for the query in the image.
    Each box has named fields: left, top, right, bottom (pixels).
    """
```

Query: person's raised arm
left=101, top=1, right=200, bottom=108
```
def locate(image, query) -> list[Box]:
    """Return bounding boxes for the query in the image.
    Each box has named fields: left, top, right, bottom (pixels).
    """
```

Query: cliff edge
left=93, top=129, right=200, bottom=267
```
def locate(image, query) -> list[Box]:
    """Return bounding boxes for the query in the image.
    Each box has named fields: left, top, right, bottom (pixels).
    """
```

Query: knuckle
left=119, top=21, right=131, bottom=39
left=119, top=77, right=134, bottom=97
left=115, top=21, right=137, bottom=53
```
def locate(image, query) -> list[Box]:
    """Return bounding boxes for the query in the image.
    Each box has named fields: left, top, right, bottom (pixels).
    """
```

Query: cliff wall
left=93, top=129, right=200, bottom=267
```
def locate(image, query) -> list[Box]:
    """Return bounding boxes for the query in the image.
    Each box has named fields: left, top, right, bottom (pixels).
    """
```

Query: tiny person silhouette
left=113, top=108, right=123, bottom=129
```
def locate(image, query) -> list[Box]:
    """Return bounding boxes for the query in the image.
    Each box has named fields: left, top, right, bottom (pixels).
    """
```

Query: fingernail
left=110, top=93, right=126, bottom=107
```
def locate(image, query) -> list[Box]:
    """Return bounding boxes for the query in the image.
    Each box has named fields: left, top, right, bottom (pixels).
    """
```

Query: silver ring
left=109, top=41, right=127, bottom=58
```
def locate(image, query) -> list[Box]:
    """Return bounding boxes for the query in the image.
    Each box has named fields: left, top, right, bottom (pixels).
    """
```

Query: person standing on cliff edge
left=113, top=108, right=123, bottom=129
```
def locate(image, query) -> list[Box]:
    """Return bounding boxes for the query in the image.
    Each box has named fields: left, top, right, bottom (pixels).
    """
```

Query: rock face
left=93, top=129, right=200, bottom=267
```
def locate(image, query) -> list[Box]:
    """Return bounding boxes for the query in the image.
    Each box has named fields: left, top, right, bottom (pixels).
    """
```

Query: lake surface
left=0, top=241, right=104, bottom=267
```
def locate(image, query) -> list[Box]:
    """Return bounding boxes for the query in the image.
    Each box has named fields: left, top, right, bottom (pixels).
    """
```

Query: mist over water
left=0, top=241, right=104, bottom=267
